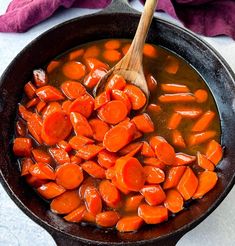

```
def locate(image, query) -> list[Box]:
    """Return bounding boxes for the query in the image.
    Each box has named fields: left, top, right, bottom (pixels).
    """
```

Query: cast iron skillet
left=1, top=0, right=235, bottom=245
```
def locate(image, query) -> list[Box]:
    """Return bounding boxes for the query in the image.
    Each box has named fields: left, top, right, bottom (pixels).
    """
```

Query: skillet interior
left=1, top=6, right=235, bottom=246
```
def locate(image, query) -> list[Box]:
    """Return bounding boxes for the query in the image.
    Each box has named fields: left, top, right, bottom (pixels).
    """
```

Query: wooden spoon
left=94, top=0, right=158, bottom=103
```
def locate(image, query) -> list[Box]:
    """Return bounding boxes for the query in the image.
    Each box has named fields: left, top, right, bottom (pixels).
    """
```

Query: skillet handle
left=101, top=0, right=139, bottom=14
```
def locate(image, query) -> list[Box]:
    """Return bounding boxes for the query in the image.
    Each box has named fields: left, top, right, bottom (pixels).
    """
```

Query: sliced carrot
left=206, top=140, right=223, bottom=165
left=164, top=189, right=184, bottom=213
left=51, top=190, right=81, bottom=214
left=174, top=107, right=203, bottom=119
left=167, top=112, right=182, bottom=130
left=64, top=205, right=86, bottom=223
left=131, top=113, right=154, bottom=133
left=42, top=111, right=72, bottom=145
left=197, top=152, right=214, bottom=171
left=37, top=182, right=65, bottom=199
left=143, top=157, right=165, bottom=169
left=84, top=57, right=108, bottom=71
left=81, top=161, right=106, bottom=179
left=188, top=131, right=216, bottom=146
left=13, top=138, right=32, bottom=157
left=161, top=83, right=189, bottom=93
left=175, top=153, right=196, bottom=166
left=56, top=163, right=83, bottom=189
left=191, top=111, right=215, bottom=132
left=111, top=89, right=131, bottom=111
left=61, top=100, right=72, bottom=113
left=32, top=149, right=51, bottom=164
left=140, top=185, right=166, bottom=206
left=159, top=93, right=195, bottom=103
left=36, top=101, right=47, bottom=113
left=98, top=150, right=118, bottom=169
left=124, top=84, right=147, bottom=110
left=165, top=56, right=179, bottom=74
left=15, top=120, right=26, bottom=137
left=21, top=158, right=34, bottom=176
left=99, top=180, right=121, bottom=208
left=143, top=44, right=158, bottom=58
left=82, top=210, right=96, bottom=223
left=119, top=142, right=143, bottom=156
left=193, top=171, right=218, bottom=199
left=96, top=211, right=120, bottom=228
left=144, top=166, right=165, bottom=184
left=49, top=148, right=70, bottom=165
left=106, top=74, right=127, bottom=91
left=57, top=140, right=72, bottom=152
left=138, top=204, right=168, bottom=224
left=141, top=141, right=155, bottom=157
left=122, top=43, right=131, bottom=55
left=70, top=155, right=82, bottom=165
left=83, top=67, right=107, bottom=89
left=103, top=50, right=121, bottom=62
left=36, top=86, right=64, bottom=102
left=70, top=112, right=93, bottom=137
left=84, top=186, right=102, bottom=216
left=68, top=48, right=84, bottom=61
left=25, top=175, right=47, bottom=188
left=147, top=103, right=162, bottom=114
left=78, top=177, right=96, bottom=199
left=62, top=61, right=86, bottom=80
left=124, top=195, right=144, bottom=212
left=194, top=89, right=208, bottom=103
left=104, top=40, right=121, bottom=50
left=29, top=162, right=55, bottom=180
left=61, top=81, right=86, bottom=99
left=47, top=60, right=60, bottom=73
left=26, top=98, right=40, bottom=108
left=69, top=135, right=94, bottom=150
left=150, top=136, right=176, bottom=165
left=94, top=91, right=110, bottom=110
left=83, top=45, right=100, bottom=58
left=111, top=176, right=130, bottom=195
left=42, top=102, right=62, bottom=119
left=172, top=130, right=186, bottom=148
left=76, top=144, right=103, bottom=160
left=33, top=69, right=48, bottom=87
left=27, top=113, right=43, bottom=144
left=105, top=167, right=116, bottom=179
left=18, top=104, right=33, bottom=121
left=133, top=130, right=143, bottom=141
left=116, top=216, right=143, bottom=232
left=146, top=74, right=157, bottom=92
left=163, top=166, right=186, bottom=190
left=89, top=118, right=110, bottom=141
left=24, top=81, right=36, bottom=99
left=177, top=167, right=198, bottom=200
left=115, top=156, right=145, bottom=191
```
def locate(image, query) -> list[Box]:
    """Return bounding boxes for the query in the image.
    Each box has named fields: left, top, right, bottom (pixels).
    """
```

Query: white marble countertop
left=0, top=0, right=235, bottom=245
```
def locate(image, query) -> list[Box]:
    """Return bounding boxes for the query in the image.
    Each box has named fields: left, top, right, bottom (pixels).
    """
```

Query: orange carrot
left=131, top=113, right=154, bottom=133
left=61, top=100, right=72, bottom=113
left=191, top=111, right=215, bottom=132
left=21, top=158, right=34, bottom=176
left=143, top=157, right=165, bottom=169
left=89, top=118, right=110, bottom=141
left=94, top=91, right=110, bottom=110
left=84, top=186, right=102, bottom=216
left=49, top=148, right=70, bottom=165
left=18, top=104, right=33, bottom=121
left=124, top=195, right=144, bottom=212
left=78, top=177, right=96, bottom=199
left=177, top=167, right=198, bottom=200
left=84, top=57, right=108, bottom=71
left=175, top=153, right=196, bottom=166
left=104, top=40, right=121, bottom=50
left=33, top=69, right=48, bottom=87
left=172, top=130, right=186, bottom=148
left=37, top=182, right=65, bottom=199
left=159, top=93, right=195, bottom=103
left=15, top=120, right=26, bottom=137
left=70, top=155, right=82, bottom=165
left=111, top=176, right=130, bottom=195
left=82, top=210, right=96, bottom=223
left=81, top=161, right=106, bottom=179
left=47, top=60, right=60, bottom=73
left=26, top=98, right=40, bottom=108
left=32, top=149, right=51, bottom=164
left=57, top=140, right=72, bottom=152
left=161, top=83, right=189, bottom=93
left=83, top=67, right=107, bottom=89
left=140, top=185, right=166, bottom=206
left=96, top=211, right=120, bottom=227
left=143, top=44, right=158, bottom=58
left=164, top=56, right=179, bottom=74
left=106, top=74, right=126, bottom=91
left=69, top=135, right=94, bottom=150
left=103, top=50, right=122, bottom=62
left=29, top=162, right=55, bottom=180
left=64, top=205, right=86, bottom=222
left=62, top=61, right=86, bottom=80
left=116, top=216, right=143, bottom=232
left=13, top=138, right=32, bottom=157
left=164, top=189, right=184, bottom=213
left=98, top=150, right=118, bottom=169
left=51, top=190, right=81, bottom=214
left=188, top=131, right=216, bottom=146
left=36, top=101, right=47, bottom=113
left=167, top=112, right=182, bottom=130
left=119, top=142, right=143, bottom=156
left=68, top=48, right=84, bottom=61
left=43, top=102, right=62, bottom=119
left=194, top=89, right=208, bottom=103
left=36, top=86, right=64, bottom=102
left=193, top=171, right=218, bottom=199
left=111, top=89, right=132, bottom=112
left=147, top=103, right=162, bottom=114
left=206, top=140, right=223, bottom=165
left=197, top=152, right=215, bottom=171
left=174, top=107, right=203, bottom=119
left=105, top=167, right=116, bottom=179
left=133, top=130, right=143, bottom=141
left=144, top=166, right=165, bottom=184
left=27, top=113, right=43, bottom=144
left=122, top=43, right=131, bottom=55
left=138, top=204, right=168, bottom=224
left=61, top=81, right=86, bottom=99
left=24, top=81, right=36, bottom=99
left=141, top=141, right=155, bottom=157
left=163, top=166, right=186, bottom=190
left=146, top=74, right=157, bottom=91
left=76, top=144, right=103, bottom=160
left=83, top=45, right=100, bottom=58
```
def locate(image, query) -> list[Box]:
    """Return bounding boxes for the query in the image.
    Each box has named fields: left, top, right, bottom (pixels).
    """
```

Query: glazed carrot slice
left=69, top=93, right=94, bottom=118
left=124, top=84, right=147, bottom=110
left=138, top=204, right=168, bottom=224
left=131, top=113, right=154, bottom=133
left=105, top=167, right=116, bottom=180
left=146, top=74, right=157, bottom=92
left=42, top=111, right=72, bottom=145
left=140, top=185, right=166, bottom=206
left=76, top=144, right=103, bottom=160
left=164, top=189, right=184, bottom=213
left=70, top=112, right=93, bottom=137
left=47, top=60, right=60, bottom=73
left=62, top=61, right=86, bottom=80
left=197, top=152, right=215, bottom=171
left=36, top=101, right=47, bottom=113
left=61, top=100, right=72, bottom=113
left=51, top=190, right=81, bottom=214
left=83, top=45, right=100, bottom=58
left=16, top=120, right=26, bottom=137
left=172, top=130, right=186, bottom=148
left=167, top=112, right=182, bottom=130
left=57, top=140, right=72, bottom=152
left=175, top=153, right=196, bottom=166
left=36, top=86, right=64, bottom=102
left=143, top=44, right=158, bottom=58
left=115, top=156, right=145, bottom=191
left=49, top=148, right=70, bottom=165
left=94, top=91, right=110, bottom=110
left=124, top=195, right=144, bottom=212
left=143, top=158, right=165, bottom=169
left=84, top=186, right=102, bottom=216
left=56, top=163, right=83, bottom=189
left=33, top=69, right=48, bottom=87
left=104, top=40, right=121, bottom=50
left=103, top=50, right=122, bottom=62
left=106, top=74, right=127, bottom=91
left=69, top=135, right=94, bottom=150
left=26, top=175, right=47, bottom=188
left=83, top=67, right=107, bottom=89
left=98, top=150, right=118, bottom=169
left=84, top=57, right=108, bottom=71
left=147, top=103, right=162, bottom=114
left=68, top=48, right=84, bottom=61
left=18, top=104, right=33, bottom=121
left=144, top=166, right=165, bottom=184
left=159, top=93, right=195, bottom=103
left=119, top=142, right=143, bottom=156
left=188, top=131, right=216, bottom=146
left=26, top=98, right=40, bottom=108
left=124, top=143, right=143, bottom=157
left=111, top=176, right=130, bottom=195
left=78, top=177, right=96, bottom=199
left=194, top=89, right=208, bottom=103
left=141, top=141, right=155, bottom=157
left=29, top=162, right=55, bottom=180
left=206, top=140, right=223, bottom=165
left=116, top=216, right=143, bottom=232
left=32, top=149, right=51, bottom=164
left=64, top=205, right=86, bottom=223
left=193, top=171, right=218, bottom=199
left=61, top=81, right=86, bottom=99
left=174, top=107, right=203, bottom=119
left=24, top=81, right=36, bottom=99
left=111, top=89, right=131, bottom=111
left=81, top=161, right=106, bottom=179
left=70, top=155, right=82, bottom=165
left=122, top=43, right=131, bottom=55
left=161, top=84, right=189, bottom=93
left=165, top=56, right=179, bottom=74
left=96, top=211, right=120, bottom=228
left=21, top=158, right=34, bottom=176
left=43, top=102, right=62, bottom=119
left=163, top=166, right=186, bottom=190
left=99, top=180, right=121, bottom=208
left=89, top=118, right=110, bottom=141
left=37, top=182, right=65, bottom=199
left=82, top=210, right=96, bottom=223
left=191, top=111, right=215, bottom=132
left=27, top=113, right=43, bottom=144
left=177, top=167, right=198, bottom=200
left=103, top=121, right=136, bottom=152
left=150, top=136, right=176, bottom=165
left=13, top=138, right=32, bottom=157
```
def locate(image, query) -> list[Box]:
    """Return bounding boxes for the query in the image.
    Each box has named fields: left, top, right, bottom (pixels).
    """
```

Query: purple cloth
left=0, top=0, right=235, bottom=40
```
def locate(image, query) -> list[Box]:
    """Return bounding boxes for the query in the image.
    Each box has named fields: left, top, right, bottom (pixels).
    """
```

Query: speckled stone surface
left=0, top=0, right=235, bottom=245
